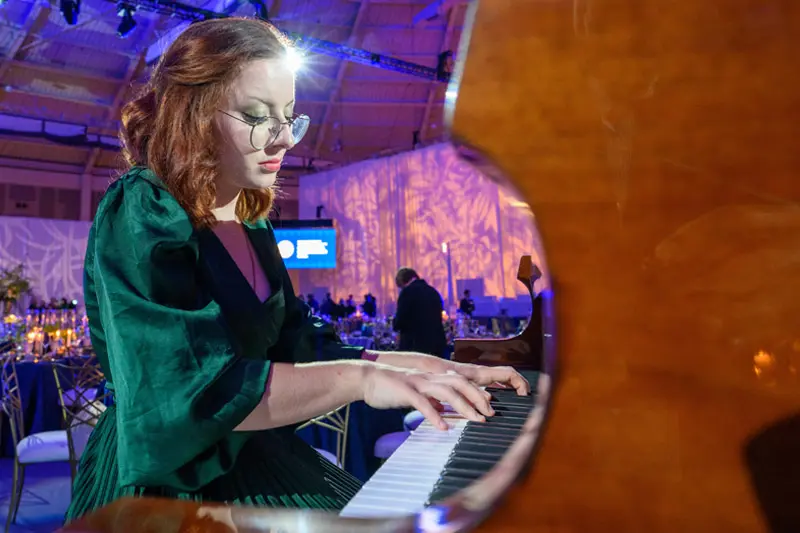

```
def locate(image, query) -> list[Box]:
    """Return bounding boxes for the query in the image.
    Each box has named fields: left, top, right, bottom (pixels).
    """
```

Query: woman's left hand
left=445, top=361, right=531, bottom=396
left=364, top=350, right=530, bottom=396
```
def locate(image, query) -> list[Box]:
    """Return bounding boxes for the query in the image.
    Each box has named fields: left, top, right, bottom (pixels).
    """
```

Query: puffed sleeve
left=92, top=170, right=271, bottom=490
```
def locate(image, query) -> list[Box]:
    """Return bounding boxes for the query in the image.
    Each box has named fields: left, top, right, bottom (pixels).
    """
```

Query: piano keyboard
left=340, top=370, right=538, bottom=518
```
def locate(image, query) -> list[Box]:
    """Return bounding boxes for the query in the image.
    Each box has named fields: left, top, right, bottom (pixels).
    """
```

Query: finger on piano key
left=341, top=373, right=539, bottom=519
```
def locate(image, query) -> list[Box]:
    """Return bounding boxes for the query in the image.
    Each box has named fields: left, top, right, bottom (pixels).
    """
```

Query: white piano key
left=340, top=419, right=468, bottom=518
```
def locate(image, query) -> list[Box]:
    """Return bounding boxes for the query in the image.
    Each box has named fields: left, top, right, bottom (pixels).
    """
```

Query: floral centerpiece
left=0, top=264, right=32, bottom=314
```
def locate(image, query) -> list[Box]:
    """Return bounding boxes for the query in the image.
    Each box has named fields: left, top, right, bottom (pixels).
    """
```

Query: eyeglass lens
left=251, top=116, right=310, bottom=150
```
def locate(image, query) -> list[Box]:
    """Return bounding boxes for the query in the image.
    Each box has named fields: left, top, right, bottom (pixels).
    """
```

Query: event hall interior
left=0, top=0, right=543, bottom=530
left=5, top=0, right=795, bottom=531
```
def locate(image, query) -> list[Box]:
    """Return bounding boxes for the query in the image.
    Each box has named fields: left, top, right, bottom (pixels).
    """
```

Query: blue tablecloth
left=1, top=360, right=65, bottom=457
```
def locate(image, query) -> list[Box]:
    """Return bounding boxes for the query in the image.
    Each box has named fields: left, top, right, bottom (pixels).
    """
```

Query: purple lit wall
left=297, top=143, right=547, bottom=315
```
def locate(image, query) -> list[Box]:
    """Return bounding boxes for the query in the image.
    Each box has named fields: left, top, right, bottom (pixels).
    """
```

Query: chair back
left=295, top=404, right=351, bottom=469
left=1, top=353, right=26, bottom=450
left=52, top=356, right=111, bottom=461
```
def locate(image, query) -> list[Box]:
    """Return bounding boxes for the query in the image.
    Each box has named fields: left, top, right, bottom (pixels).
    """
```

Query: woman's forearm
left=235, top=361, right=369, bottom=431
left=363, top=350, right=450, bottom=374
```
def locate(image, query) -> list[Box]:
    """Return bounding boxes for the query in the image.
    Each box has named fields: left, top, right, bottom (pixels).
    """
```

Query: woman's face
left=214, top=57, right=296, bottom=194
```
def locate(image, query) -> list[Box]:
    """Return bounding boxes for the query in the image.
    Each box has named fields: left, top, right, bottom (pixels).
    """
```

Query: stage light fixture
left=60, top=0, right=80, bottom=25
left=116, top=4, right=137, bottom=38
left=249, top=0, right=268, bottom=20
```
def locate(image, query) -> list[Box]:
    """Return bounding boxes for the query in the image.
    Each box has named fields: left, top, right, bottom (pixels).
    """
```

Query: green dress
left=65, top=167, right=364, bottom=521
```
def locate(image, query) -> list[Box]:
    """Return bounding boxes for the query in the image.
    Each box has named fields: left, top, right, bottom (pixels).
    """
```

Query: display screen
left=273, top=228, right=337, bottom=269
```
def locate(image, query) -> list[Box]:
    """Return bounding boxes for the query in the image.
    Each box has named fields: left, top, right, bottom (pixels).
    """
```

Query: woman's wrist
left=340, top=359, right=374, bottom=403
left=362, top=349, right=453, bottom=374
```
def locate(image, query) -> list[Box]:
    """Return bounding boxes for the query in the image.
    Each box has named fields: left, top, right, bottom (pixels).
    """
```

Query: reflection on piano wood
left=452, top=255, right=544, bottom=369
left=451, top=0, right=800, bottom=532
left=340, top=370, right=539, bottom=519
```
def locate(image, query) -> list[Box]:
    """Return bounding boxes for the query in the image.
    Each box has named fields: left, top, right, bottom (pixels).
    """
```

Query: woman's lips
left=258, top=159, right=282, bottom=172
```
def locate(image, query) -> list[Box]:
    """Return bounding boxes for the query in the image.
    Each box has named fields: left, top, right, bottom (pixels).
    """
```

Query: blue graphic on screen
left=274, top=228, right=337, bottom=269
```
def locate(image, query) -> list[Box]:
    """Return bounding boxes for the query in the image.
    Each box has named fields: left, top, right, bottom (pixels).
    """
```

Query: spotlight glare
left=285, top=48, right=304, bottom=73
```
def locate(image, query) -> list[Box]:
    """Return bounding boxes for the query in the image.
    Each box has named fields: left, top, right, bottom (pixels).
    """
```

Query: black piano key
left=481, top=415, right=526, bottom=429
left=420, top=380, right=540, bottom=509
left=489, top=404, right=530, bottom=417
left=445, top=456, right=497, bottom=470
left=489, top=392, right=535, bottom=406
left=442, top=467, right=489, bottom=485
left=487, top=385, right=534, bottom=395
left=457, top=432, right=517, bottom=446
left=463, top=424, right=521, bottom=439
left=489, top=400, right=532, bottom=410
left=427, top=481, right=466, bottom=504
left=454, top=442, right=508, bottom=459
left=440, top=466, right=486, bottom=481
left=485, top=382, right=534, bottom=393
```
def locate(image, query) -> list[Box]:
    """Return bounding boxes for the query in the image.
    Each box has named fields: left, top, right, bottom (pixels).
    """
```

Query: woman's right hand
left=361, top=365, right=495, bottom=430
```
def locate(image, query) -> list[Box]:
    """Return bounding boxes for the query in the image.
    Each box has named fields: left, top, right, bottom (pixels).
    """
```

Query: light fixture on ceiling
left=249, top=0, right=268, bottom=20
left=116, top=4, right=137, bottom=38
left=436, top=50, right=454, bottom=82
left=60, top=0, right=80, bottom=25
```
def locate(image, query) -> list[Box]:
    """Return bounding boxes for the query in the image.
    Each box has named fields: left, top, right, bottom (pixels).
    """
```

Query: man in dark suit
left=392, top=267, right=447, bottom=357
left=459, top=289, right=475, bottom=317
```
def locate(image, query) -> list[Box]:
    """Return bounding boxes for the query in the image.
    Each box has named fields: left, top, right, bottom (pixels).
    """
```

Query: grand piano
left=63, top=0, right=800, bottom=531
left=338, top=255, right=548, bottom=519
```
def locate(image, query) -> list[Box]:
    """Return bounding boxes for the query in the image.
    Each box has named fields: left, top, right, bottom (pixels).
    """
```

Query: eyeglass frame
left=217, top=110, right=311, bottom=150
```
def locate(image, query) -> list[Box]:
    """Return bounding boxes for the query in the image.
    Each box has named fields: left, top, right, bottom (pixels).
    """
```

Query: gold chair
left=1, top=354, right=71, bottom=532
left=295, top=404, right=351, bottom=469
left=51, top=356, right=111, bottom=483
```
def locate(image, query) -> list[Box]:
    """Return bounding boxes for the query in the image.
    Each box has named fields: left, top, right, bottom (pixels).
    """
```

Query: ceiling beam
left=79, top=61, right=144, bottom=176
left=4, top=59, right=121, bottom=85
left=419, top=4, right=458, bottom=143
left=342, top=0, right=439, bottom=4
left=80, top=20, right=165, bottom=178
left=0, top=4, right=51, bottom=85
left=4, top=84, right=445, bottom=110
left=311, top=0, right=371, bottom=159
left=18, top=4, right=140, bottom=60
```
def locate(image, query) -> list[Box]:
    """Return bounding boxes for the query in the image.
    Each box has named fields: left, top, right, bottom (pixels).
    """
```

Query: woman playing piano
left=65, top=17, right=528, bottom=521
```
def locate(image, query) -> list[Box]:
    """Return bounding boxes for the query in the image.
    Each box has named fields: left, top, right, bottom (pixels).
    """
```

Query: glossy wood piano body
left=451, top=1, right=800, bottom=532
left=63, top=0, right=800, bottom=531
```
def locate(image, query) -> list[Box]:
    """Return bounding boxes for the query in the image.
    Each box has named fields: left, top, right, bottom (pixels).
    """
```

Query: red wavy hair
left=119, top=18, right=292, bottom=228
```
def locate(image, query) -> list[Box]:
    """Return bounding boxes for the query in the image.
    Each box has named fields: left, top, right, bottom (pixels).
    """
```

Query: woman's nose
left=272, top=122, right=294, bottom=149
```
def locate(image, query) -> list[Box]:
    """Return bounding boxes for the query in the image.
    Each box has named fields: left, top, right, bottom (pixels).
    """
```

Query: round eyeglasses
left=218, top=110, right=311, bottom=150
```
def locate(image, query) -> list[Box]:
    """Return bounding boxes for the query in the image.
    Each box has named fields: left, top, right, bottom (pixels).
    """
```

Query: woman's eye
left=242, top=113, right=267, bottom=125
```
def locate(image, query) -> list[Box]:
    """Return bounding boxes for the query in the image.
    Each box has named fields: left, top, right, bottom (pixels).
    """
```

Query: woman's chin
left=246, top=171, right=277, bottom=189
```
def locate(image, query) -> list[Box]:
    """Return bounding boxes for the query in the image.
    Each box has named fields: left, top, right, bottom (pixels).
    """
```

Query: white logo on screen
left=277, top=240, right=295, bottom=259
left=277, top=239, right=328, bottom=260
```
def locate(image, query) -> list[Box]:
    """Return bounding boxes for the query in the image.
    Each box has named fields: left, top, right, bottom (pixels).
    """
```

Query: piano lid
left=452, top=255, right=546, bottom=370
